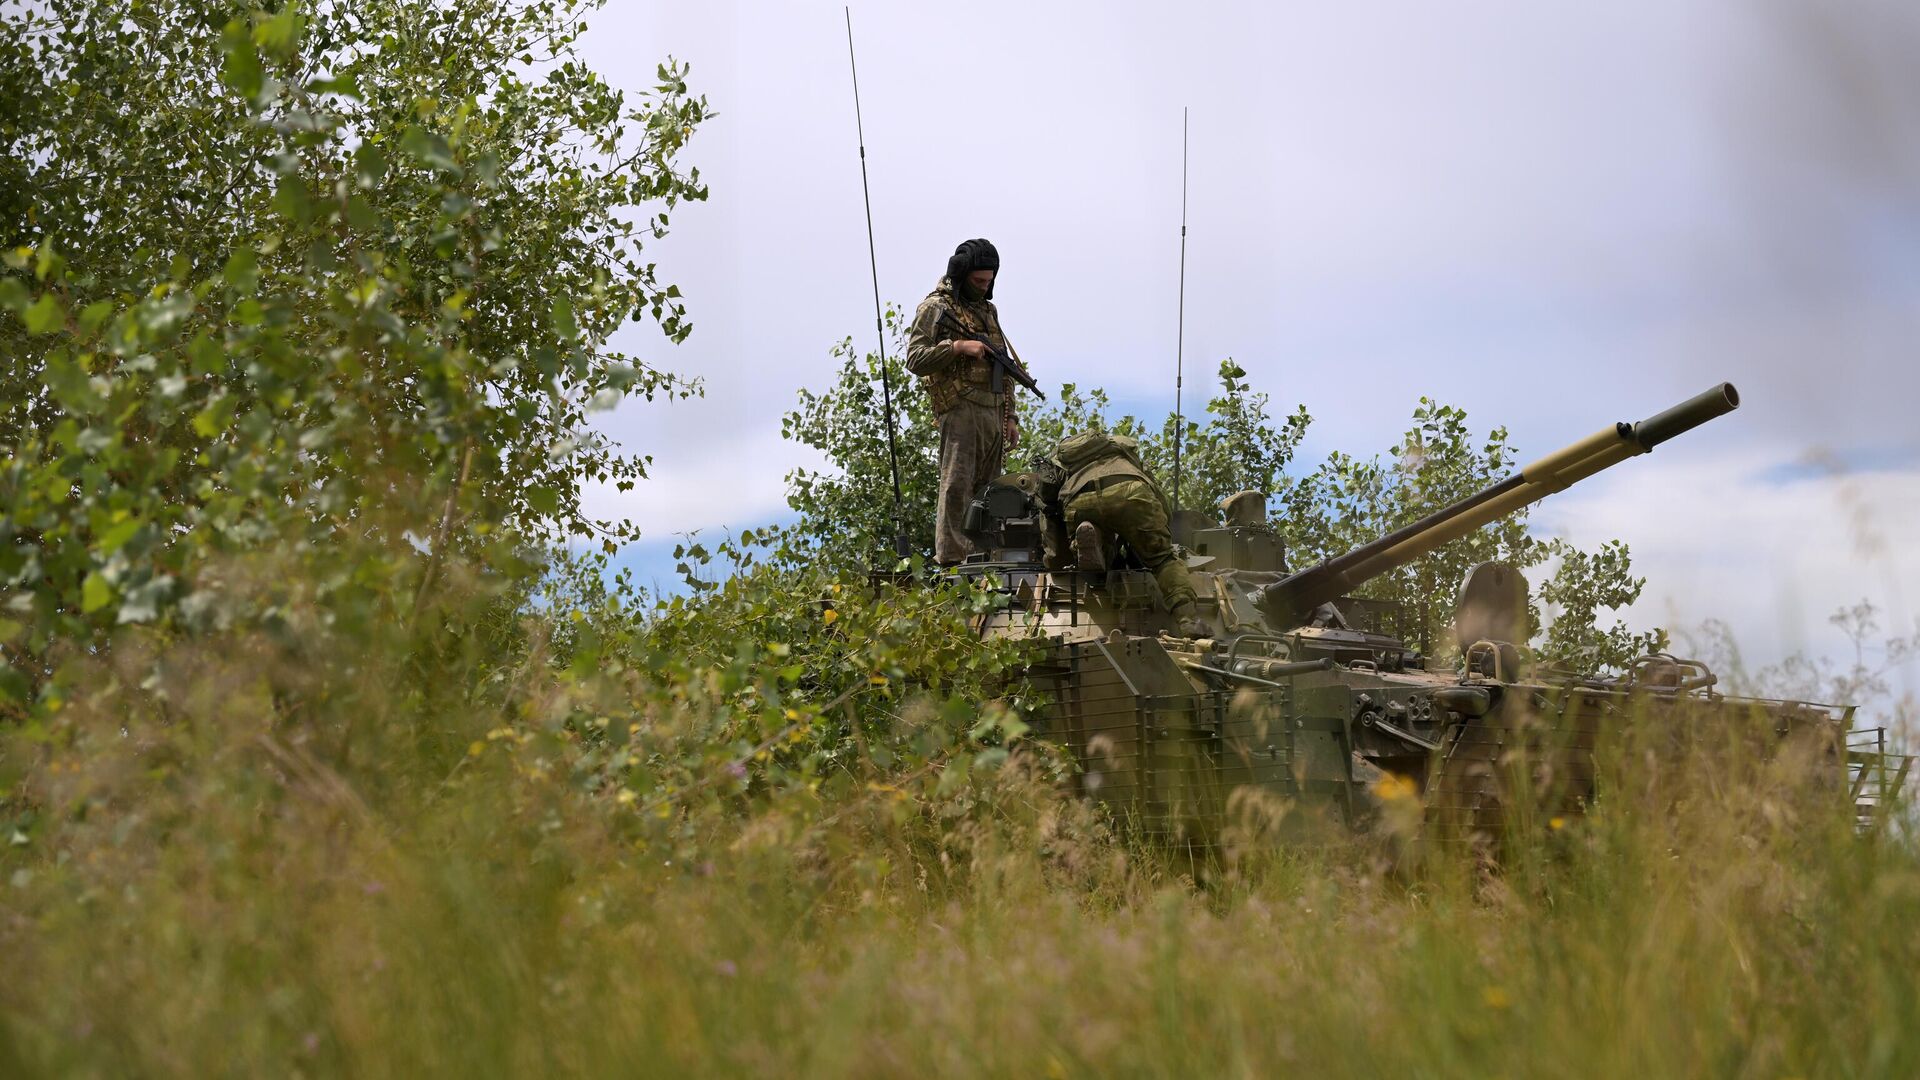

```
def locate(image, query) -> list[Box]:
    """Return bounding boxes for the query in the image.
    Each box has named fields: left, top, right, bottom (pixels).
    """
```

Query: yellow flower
left=1371, top=774, right=1419, bottom=803
left=821, top=608, right=839, bottom=626
left=1481, top=986, right=1511, bottom=1009
left=1549, top=816, right=1567, bottom=831
left=466, top=741, right=485, bottom=758
left=616, top=789, right=638, bottom=806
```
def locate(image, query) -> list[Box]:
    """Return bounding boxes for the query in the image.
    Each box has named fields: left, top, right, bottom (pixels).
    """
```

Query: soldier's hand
left=952, top=339, right=988, bottom=360
left=1004, top=416, right=1021, bottom=447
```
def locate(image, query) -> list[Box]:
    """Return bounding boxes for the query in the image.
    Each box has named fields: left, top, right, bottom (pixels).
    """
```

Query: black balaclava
left=946, top=238, right=1000, bottom=302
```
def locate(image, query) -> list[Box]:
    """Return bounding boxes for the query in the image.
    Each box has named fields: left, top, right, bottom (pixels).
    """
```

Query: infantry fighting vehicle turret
left=952, top=383, right=1910, bottom=846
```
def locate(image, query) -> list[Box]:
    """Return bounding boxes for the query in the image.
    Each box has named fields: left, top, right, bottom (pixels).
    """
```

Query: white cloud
left=581, top=428, right=821, bottom=541
left=1535, top=452, right=1920, bottom=693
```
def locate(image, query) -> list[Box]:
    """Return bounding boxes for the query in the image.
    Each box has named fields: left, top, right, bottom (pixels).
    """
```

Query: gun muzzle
left=1632, top=382, right=1740, bottom=451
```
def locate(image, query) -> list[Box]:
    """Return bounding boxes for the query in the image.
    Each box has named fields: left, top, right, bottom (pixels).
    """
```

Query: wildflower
left=1482, top=986, right=1511, bottom=1009
left=1371, top=773, right=1419, bottom=803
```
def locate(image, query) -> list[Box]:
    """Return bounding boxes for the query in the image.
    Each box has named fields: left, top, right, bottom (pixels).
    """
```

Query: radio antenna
left=1171, top=107, right=1190, bottom=515
left=845, top=7, right=910, bottom=559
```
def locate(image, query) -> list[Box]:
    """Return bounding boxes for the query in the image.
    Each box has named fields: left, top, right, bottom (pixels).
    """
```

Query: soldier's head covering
left=947, top=238, right=1000, bottom=301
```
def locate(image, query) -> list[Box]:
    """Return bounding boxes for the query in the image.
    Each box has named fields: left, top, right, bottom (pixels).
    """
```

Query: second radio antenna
left=1171, top=107, right=1190, bottom=515
left=844, top=7, right=910, bottom=559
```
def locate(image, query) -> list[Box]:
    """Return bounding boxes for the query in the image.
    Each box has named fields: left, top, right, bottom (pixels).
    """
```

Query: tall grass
left=4, top=571, right=1918, bottom=1077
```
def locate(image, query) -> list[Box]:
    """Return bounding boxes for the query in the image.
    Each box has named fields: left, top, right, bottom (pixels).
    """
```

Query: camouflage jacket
left=906, top=278, right=1023, bottom=415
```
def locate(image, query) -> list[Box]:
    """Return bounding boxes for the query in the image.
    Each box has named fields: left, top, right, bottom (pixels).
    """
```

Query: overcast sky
left=571, top=1, right=1920, bottom=689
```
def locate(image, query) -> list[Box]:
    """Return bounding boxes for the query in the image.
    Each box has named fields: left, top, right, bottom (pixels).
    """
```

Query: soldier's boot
left=1072, top=521, right=1106, bottom=573
left=1170, top=600, right=1211, bottom=639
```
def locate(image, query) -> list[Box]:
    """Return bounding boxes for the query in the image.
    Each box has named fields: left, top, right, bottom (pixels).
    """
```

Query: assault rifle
left=938, top=311, right=1046, bottom=400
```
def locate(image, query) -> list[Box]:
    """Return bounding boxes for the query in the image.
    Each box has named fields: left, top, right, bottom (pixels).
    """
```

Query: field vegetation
left=4, top=2, right=1918, bottom=1076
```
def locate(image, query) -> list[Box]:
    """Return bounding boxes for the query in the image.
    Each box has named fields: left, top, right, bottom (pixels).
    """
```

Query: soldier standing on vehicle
left=1049, top=431, right=1209, bottom=638
left=906, top=238, right=1035, bottom=565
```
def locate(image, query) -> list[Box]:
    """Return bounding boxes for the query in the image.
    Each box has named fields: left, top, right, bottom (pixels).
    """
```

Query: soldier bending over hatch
left=1045, top=431, right=1210, bottom=638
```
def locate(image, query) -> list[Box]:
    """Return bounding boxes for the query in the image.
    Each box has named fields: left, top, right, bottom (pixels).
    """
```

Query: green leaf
left=192, top=395, right=236, bottom=438
left=41, top=353, right=100, bottom=414
left=272, top=177, right=313, bottom=224
left=223, top=248, right=260, bottom=293
left=97, top=518, right=142, bottom=555
left=253, top=8, right=304, bottom=61
left=400, top=126, right=460, bottom=175
left=526, top=486, right=559, bottom=515
left=189, top=333, right=225, bottom=375
left=353, top=144, right=387, bottom=186
left=309, top=74, right=361, bottom=99
left=77, top=300, right=115, bottom=334
left=23, top=292, right=65, bottom=335
left=81, top=573, right=113, bottom=614
left=0, top=665, right=27, bottom=707
left=0, top=277, right=27, bottom=313
left=550, top=297, right=577, bottom=342
left=220, top=19, right=264, bottom=99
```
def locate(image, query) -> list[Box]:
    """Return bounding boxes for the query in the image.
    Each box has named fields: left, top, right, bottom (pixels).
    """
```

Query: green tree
left=0, top=0, right=708, bottom=692
left=780, top=310, right=937, bottom=567
left=785, top=343, right=1660, bottom=673
left=1276, top=399, right=1663, bottom=665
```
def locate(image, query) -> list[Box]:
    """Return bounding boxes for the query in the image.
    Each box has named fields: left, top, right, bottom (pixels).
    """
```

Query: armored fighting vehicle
left=952, top=383, right=1910, bottom=846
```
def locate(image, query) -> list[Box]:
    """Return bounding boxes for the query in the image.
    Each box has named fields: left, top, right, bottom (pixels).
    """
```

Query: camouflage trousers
left=933, top=402, right=1006, bottom=565
left=1063, top=478, right=1197, bottom=611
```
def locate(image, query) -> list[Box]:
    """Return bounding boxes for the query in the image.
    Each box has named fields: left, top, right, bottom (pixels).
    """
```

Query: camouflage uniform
left=907, top=276, right=1024, bottom=564
left=1053, top=433, right=1197, bottom=612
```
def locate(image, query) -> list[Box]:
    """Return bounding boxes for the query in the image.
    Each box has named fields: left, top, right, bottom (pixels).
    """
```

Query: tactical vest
left=917, top=290, right=1012, bottom=415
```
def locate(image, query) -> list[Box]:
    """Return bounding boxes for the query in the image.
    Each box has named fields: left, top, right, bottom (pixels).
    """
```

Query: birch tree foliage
left=0, top=0, right=708, bottom=689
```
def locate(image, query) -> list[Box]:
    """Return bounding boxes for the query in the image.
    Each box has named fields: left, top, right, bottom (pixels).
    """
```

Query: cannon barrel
left=1260, top=382, right=1740, bottom=625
